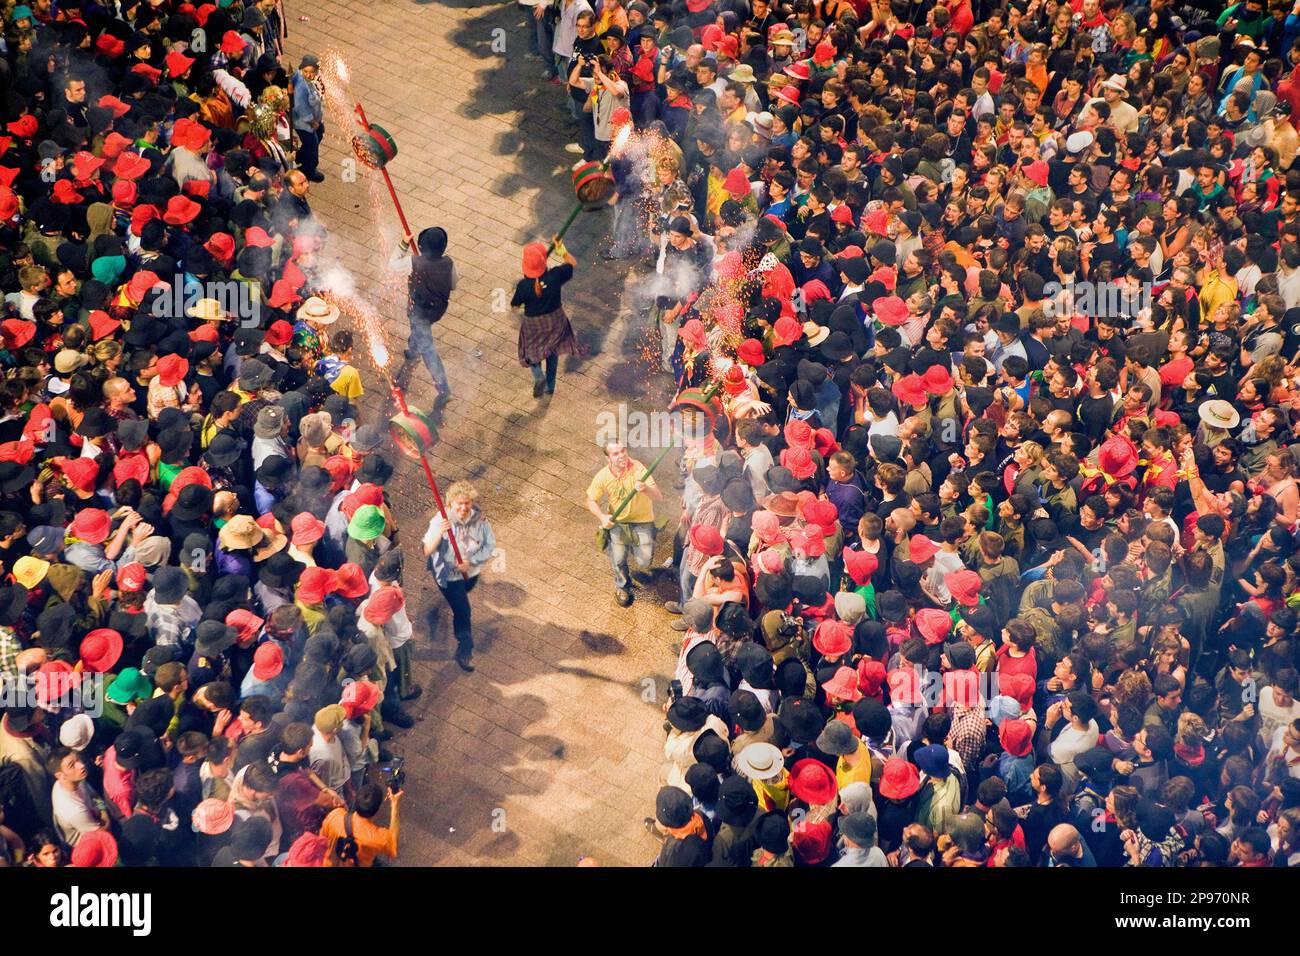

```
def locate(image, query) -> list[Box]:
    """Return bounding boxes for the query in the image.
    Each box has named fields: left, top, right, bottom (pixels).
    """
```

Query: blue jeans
left=406, top=318, right=451, bottom=398
left=607, top=521, right=656, bottom=591
left=678, top=558, right=697, bottom=608
left=530, top=354, right=558, bottom=390
left=294, top=125, right=321, bottom=176
left=534, top=15, right=556, bottom=70
left=438, top=575, right=479, bottom=652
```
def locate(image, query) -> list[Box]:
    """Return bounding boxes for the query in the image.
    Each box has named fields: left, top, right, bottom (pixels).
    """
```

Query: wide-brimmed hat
left=878, top=757, right=921, bottom=799
left=1198, top=399, right=1239, bottom=430
left=736, top=741, right=785, bottom=781
left=817, top=717, right=859, bottom=756
left=296, top=296, right=339, bottom=325
left=1097, top=434, right=1139, bottom=477
left=788, top=757, right=838, bottom=805
left=218, top=514, right=267, bottom=552
left=666, top=696, right=708, bottom=732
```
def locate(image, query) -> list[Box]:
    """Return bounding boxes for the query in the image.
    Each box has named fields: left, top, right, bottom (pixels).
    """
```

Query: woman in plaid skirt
left=510, top=237, right=582, bottom=398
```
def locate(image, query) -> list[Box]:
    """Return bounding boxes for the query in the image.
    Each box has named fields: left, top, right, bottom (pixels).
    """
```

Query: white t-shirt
left=309, top=728, right=349, bottom=790
left=1259, top=686, right=1300, bottom=746
left=1050, top=720, right=1100, bottom=767
left=52, top=781, right=103, bottom=847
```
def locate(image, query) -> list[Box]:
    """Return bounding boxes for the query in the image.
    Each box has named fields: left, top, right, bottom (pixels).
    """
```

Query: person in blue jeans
left=290, top=54, right=325, bottom=183
left=585, top=441, right=663, bottom=606
left=401, top=226, right=457, bottom=404
left=422, top=482, right=497, bottom=672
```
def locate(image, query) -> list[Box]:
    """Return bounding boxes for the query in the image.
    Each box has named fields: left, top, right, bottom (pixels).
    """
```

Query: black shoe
left=455, top=650, right=476, bottom=672
left=533, top=379, right=546, bottom=398
left=374, top=729, right=394, bottom=742
left=401, top=686, right=423, bottom=701
left=545, top=383, right=555, bottom=394
left=384, top=709, right=415, bottom=729
left=615, top=587, right=633, bottom=607
left=433, top=392, right=451, bottom=409
left=378, top=746, right=395, bottom=761
left=307, top=171, right=325, bottom=183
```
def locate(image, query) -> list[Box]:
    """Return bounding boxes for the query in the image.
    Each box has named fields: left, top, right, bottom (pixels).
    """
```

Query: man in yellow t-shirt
left=585, top=440, right=663, bottom=606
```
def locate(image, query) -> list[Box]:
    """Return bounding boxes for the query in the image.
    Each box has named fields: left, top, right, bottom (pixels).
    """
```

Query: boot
left=455, top=647, right=476, bottom=672
left=384, top=709, right=415, bottom=729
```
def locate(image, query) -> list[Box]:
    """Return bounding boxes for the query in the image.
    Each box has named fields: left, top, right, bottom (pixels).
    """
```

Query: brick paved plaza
left=289, top=0, right=674, bottom=865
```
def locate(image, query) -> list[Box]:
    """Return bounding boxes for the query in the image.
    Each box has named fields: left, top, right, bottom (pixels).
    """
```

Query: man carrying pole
left=396, top=226, right=457, bottom=408
left=586, top=440, right=665, bottom=606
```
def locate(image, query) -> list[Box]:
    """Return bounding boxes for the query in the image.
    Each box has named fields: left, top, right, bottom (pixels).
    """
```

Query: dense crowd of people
left=0, top=0, right=502, bottom=867
left=552, top=0, right=1300, bottom=866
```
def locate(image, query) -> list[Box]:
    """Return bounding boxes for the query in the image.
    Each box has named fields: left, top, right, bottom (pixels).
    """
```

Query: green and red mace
left=547, top=112, right=634, bottom=253
left=348, top=107, right=463, bottom=561
left=596, top=378, right=729, bottom=548
left=350, top=105, right=413, bottom=241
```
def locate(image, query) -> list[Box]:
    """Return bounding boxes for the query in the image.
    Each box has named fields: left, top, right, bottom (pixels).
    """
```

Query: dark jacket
left=409, top=254, right=456, bottom=324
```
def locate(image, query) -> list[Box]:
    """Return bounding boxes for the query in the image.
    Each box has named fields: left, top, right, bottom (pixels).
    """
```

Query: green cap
left=106, top=667, right=152, bottom=705
left=11, top=5, right=33, bottom=22
left=347, top=504, right=385, bottom=542
left=91, top=254, right=126, bottom=285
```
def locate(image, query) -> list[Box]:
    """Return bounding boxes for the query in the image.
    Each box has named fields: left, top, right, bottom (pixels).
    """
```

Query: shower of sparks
left=317, top=50, right=414, bottom=387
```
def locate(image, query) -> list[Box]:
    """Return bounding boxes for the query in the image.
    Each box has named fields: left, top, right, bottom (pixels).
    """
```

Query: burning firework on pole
left=548, top=116, right=635, bottom=254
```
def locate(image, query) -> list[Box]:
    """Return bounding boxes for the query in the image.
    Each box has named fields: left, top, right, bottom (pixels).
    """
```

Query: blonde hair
left=1018, top=440, right=1044, bottom=464
left=445, top=481, right=478, bottom=505
left=92, top=339, right=122, bottom=364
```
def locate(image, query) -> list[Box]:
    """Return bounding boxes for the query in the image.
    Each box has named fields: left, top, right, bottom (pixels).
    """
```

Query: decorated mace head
left=670, top=385, right=733, bottom=445
left=572, top=160, right=614, bottom=206
left=389, top=406, right=438, bottom=460
left=352, top=122, right=398, bottom=170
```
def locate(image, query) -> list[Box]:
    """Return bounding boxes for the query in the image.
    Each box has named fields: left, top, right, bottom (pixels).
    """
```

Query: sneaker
left=455, top=650, right=476, bottom=672
left=615, top=587, right=633, bottom=607
left=663, top=601, right=684, bottom=615
left=385, top=709, right=415, bottom=729
left=564, top=142, right=585, bottom=154
left=401, top=686, right=423, bottom=702
left=669, top=619, right=691, bottom=631
left=533, top=378, right=546, bottom=398
left=307, top=171, right=325, bottom=183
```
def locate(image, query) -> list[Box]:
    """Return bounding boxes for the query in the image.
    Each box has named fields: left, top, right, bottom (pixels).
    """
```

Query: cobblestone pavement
left=289, top=0, right=678, bottom=865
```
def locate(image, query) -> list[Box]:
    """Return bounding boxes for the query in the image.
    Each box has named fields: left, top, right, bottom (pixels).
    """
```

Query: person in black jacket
left=400, top=226, right=456, bottom=406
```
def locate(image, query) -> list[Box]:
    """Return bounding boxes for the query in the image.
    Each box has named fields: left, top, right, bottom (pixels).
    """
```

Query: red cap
left=333, top=563, right=370, bottom=600
left=783, top=418, right=814, bottom=449
left=252, top=642, right=285, bottom=680
left=243, top=225, right=274, bottom=248
left=891, top=373, right=928, bottom=407
left=117, top=562, right=147, bottom=593
left=0, top=318, right=35, bottom=350
left=363, top=585, right=406, bottom=625
left=166, top=50, right=196, bottom=76
left=780, top=445, right=816, bottom=480
left=843, top=548, right=878, bottom=585
left=220, top=30, right=247, bottom=55
left=831, top=204, right=855, bottom=225
left=205, top=231, right=235, bottom=264
left=163, top=194, right=200, bottom=225
left=71, top=150, right=104, bottom=179
left=736, top=338, right=766, bottom=366
left=70, top=829, right=118, bottom=867
left=98, top=95, right=131, bottom=118
left=915, top=608, right=952, bottom=645
left=788, top=758, right=838, bottom=805
left=111, top=151, right=150, bottom=181
left=812, top=619, right=852, bottom=657
left=0, top=440, right=34, bottom=464
left=290, top=512, right=325, bottom=546
left=113, top=456, right=149, bottom=488
left=69, top=507, right=110, bottom=543
left=823, top=665, right=862, bottom=703
left=88, top=310, right=120, bottom=342
left=227, top=609, right=265, bottom=646
left=945, top=569, right=982, bottom=607
left=79, top=628, right=123, bottom=673
left=62, top=458, right=101, bottom=493
left=341, top=679, right=381, bottom=717
left=922, top=364, right=953, bottom=395
left=907, top=534, right=939, bottom=563
left=999, top=718, right=1034, bottom=757
left=879, top=757, right=921, bottom=799
left=156, top=354, right=189, bottom=387
left=688, top=524, right=724, bottom=557
left=722, top=166, right=750, bottom=199
left=874, top=295, right=909, bottom=326
left=264, top=320, right=294, bottom=346
left=772, top=315, right=802, bottom=347
left=296, top=567, right=338, bottom=605
left=522, top=242, right=547, bottom=279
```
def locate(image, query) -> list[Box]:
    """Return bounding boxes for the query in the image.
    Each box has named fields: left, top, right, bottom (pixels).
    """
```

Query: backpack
left=982, top=571, right=1018, bottom=630
left=333, top=811, right=360, bottom=866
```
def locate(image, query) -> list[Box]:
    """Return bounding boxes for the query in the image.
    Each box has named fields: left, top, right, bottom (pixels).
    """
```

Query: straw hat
left=736, top=742, right=786, bottom=781
left=296, top=296, right=339, bottom=325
